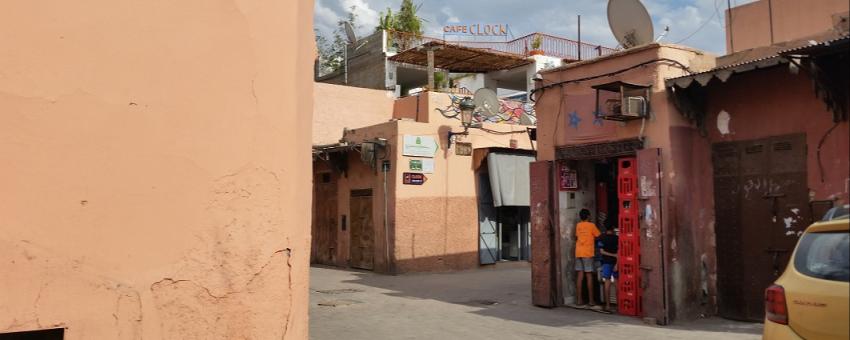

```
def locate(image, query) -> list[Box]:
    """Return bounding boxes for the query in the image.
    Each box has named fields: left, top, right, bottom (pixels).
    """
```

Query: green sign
left=402, top=135, right=439, bottom=158
left=409, top=159, right=423, bottom=171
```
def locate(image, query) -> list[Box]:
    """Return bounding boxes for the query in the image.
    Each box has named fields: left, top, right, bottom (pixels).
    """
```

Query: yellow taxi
left=763, top=206, right=849, bottom=340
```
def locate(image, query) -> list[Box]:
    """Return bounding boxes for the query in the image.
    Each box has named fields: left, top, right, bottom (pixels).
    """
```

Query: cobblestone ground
left=309, top=264, right=762, bottom=340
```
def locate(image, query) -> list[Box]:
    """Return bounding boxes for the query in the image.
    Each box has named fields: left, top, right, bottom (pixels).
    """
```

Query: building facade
left=530, top=0, right=848, bottom=325
left=312, top=88, right=537, bottom=273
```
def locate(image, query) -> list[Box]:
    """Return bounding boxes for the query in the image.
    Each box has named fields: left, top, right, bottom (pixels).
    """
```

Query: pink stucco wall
left=703, top=67, right=850, bottom=204
left=535, top=44, right=719, bottom=321
left=313, top=83, right=394, bottom=145
left=726, top=0, right=849, bottom=52
left=0, top=1, right=314, bottom=339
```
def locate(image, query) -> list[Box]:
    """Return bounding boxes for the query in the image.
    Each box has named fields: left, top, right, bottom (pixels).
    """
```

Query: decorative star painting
left=568, top=111, right=581, bottom=129
left=593, top=110, right=605, bottom=126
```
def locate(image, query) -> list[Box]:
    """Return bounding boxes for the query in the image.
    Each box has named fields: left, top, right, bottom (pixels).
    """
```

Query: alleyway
left=309, top=265, right=762, bottom=340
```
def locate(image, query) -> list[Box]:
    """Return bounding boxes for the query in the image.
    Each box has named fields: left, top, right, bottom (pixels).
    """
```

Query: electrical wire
left=530, top=58, right=694, bottom=102
left=673, top=0, right=723, bottom=45
left=551, top=86, right=565, bottom=148
left=477, top=126, right=528, bottom=135
left=817, top=122, right=840, bottom=183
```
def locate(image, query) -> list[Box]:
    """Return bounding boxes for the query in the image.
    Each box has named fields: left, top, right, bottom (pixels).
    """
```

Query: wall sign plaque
left=402, top=172, right=428, bottom=185
left=455, top=142, right=473, bottom=156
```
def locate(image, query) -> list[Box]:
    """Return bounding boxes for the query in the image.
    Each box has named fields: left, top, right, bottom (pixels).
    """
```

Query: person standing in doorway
left=575, top=208, right=601, bottom=310
left=598, top=226, right=619, bottom=312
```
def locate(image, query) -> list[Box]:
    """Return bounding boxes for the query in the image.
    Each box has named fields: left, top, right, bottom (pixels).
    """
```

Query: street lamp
left=459, top=96, right=475, bottom=130
left=448, top=96, right=476, bottom=148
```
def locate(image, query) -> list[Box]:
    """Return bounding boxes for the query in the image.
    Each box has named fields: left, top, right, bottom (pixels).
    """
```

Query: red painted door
left=530, top=161, right=559, bottom=307
left=637, top=148, right=667, bottom=324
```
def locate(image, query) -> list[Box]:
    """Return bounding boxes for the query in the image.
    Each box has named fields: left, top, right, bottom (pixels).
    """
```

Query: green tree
left=316, top=6, right=360, bottom=75
left=376, top=0, right=424, bottom=51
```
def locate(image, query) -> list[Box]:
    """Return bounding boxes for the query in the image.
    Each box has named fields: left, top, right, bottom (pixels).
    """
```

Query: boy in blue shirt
left=597, top=226, right=619, bottom=312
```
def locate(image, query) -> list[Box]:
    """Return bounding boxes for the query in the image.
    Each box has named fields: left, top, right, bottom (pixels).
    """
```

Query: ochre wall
left=391, top=93, right=534, bottom=273
left=315, top=91, right=535, bottom=273
left=314, top=122, right=398, bottom=272
left=0, top=1, right=314, bottom=339
left=725, top=0, right=849, bottom=52
left=313, top=83, right=394, bottom=145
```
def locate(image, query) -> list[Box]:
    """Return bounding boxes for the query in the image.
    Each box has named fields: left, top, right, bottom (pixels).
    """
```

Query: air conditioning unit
left=623, top=96, right=647, bottom=117
left=592, top=81, right=651, bottom=121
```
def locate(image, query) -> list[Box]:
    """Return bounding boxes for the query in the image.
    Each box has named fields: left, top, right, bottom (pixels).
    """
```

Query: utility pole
left=577, top=15, right=582, bottom=61
left=727, top=0, right=735, bottom=53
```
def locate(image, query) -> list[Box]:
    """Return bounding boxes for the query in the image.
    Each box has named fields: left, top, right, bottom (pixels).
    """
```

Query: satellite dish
left=344, top=21, right=358, bottom=44
left=473, top=88, right=500, bottom=118
left=608, top=0, right=654, bottom=48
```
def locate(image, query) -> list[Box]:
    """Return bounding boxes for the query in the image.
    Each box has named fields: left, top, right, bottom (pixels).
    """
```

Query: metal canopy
left=389, top=41, right=533, bottom=73
left=665, top=34, right=849, bottom=89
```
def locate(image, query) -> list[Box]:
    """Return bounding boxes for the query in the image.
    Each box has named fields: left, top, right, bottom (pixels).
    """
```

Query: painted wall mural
left=437, top=93, right=537, bottom=126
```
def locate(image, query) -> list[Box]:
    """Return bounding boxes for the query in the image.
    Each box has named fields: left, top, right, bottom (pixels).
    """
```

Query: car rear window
left=794, top=231, right=850, bottom=282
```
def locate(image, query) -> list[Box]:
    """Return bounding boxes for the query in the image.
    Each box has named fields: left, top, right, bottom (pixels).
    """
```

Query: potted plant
left=529, top=34, right=544, bottom=56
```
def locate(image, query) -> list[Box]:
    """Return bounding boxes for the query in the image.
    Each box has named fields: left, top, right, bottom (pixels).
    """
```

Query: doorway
left=712, top=134, right=809, bottom=321
left=312, top=172, right=338, bottom=265
left=350, top=189, right=375, bottom=270
left=477, top=166, right=532, bottom=265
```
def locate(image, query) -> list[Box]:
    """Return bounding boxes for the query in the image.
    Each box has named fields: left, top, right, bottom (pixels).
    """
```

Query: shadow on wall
left=327, top=253, right=762, bottom=333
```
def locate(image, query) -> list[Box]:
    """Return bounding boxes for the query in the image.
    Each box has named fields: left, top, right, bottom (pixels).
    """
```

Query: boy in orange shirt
left=575, top=208, right=601, bottom=309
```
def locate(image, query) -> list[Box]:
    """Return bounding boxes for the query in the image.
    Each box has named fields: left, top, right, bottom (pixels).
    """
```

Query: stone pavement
left=309, top=264, right=762, bottom=340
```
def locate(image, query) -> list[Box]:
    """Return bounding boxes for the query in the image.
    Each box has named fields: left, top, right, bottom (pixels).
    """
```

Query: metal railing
left=387, top=30, right=616, bottom=61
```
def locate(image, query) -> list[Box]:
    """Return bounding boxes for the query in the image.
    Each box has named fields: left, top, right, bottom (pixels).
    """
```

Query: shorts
left=575, top=257, right=594, bottom=272
left=601, top=263, right=619, bottom=281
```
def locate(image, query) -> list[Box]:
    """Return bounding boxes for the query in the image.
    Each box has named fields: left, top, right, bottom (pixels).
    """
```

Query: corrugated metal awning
left=665, top=55, right=786, bottom=89
left=665, top=34, right=849, bottom=89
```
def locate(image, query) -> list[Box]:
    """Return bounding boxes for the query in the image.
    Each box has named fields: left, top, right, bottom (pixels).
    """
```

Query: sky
left=314, top=0, right=758, bottom=55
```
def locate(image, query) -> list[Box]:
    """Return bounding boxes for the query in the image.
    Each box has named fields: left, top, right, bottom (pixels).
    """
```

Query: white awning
left=487, top=153, right=535, bottom=207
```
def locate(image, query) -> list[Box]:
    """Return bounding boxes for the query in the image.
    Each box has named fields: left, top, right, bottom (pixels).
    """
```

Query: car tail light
left=765, top=284, right=788, bottom=325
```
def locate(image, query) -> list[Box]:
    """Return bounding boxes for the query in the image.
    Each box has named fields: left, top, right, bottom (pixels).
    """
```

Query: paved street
left=309, top=264, right=762, bottom=340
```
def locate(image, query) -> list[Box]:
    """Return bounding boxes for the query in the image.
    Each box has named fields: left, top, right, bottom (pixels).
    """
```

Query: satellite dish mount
left=342, top=21, right=368, bottom=84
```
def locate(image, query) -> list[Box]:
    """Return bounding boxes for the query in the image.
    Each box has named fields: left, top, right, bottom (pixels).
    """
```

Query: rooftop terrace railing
left=387, top=30, right=617, bottom=61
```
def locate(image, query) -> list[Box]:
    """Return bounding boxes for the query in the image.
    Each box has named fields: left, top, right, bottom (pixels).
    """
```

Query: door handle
left=763, top=192, right=786, bottom=216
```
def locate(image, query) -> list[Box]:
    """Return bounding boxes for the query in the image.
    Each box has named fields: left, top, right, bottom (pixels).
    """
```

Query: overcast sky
left=315, top=0, right=758, bottom=55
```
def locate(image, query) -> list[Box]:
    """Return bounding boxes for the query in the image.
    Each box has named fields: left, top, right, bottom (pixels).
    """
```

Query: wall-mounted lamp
left=459, top=96, right=475, bottom=129
left=448, top=96, right=476, bottom=149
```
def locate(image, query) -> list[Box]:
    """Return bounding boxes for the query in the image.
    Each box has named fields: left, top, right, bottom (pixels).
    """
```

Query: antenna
left=607, top=0, right=654, bottom=49
left=655, top=26, right=670, bottom=42
left=344, top=21, right=358, bottom=44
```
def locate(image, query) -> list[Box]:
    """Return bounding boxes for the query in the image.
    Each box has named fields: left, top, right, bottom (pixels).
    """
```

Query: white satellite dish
left=344, top=21, right=358, bottom=44
left=473, top=88, right=500, bottom=118
left=608, top=0, right=654, bottom=49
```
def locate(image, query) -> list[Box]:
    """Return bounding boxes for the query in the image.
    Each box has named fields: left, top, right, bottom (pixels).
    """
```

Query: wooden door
left=312, top=172, right=338, bottom=265
left=713, top=134, right=809, bottom=321
left=349, top=189, right=375, bottom=270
